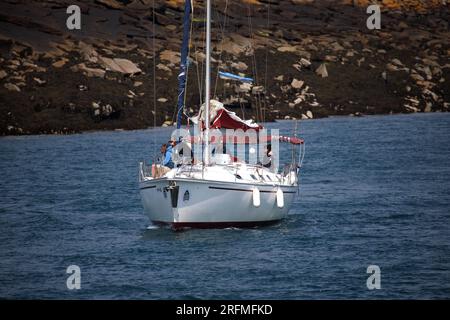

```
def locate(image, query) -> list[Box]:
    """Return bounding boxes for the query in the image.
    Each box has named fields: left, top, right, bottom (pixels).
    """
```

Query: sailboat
left=139, top=0, right=305, bottom=230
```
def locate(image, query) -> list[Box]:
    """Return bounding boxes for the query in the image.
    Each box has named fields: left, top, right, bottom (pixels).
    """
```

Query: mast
left=204, top=0, right=211, bottom=165
left=176, top=0, right=192, bottom=130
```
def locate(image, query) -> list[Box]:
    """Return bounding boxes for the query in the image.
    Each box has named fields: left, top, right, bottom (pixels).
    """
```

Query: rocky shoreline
left=0, top=0, right=448, bottom=136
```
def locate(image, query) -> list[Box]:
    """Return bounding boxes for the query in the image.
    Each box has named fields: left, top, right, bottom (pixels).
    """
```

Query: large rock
left=95, top=0, right=124, bottom=9
left=386, top=63, right=399, bottom=72
left=231, top=61, right=248, bottom=71
left=315, top=63, right=328, bottom=78
left=252, top=86, right=264, bottom=95
left=236, top=82, right=252, bottom=93
left=411, top=72, right=425, bottom=82
left=331, top=42, right=345, bottom=52
left=71, top=63, right=106, bottom=78
left=4, top=83, right=21, bottom=92
left=52, top=59, right=68, bottom=68
left=220, top=34, right=254, bottom=56
left=99, top=57, right=142, bottom=75
left=156, top=63, right=172, bottom=73
left=291, top=78, right=304, bottom=89
left=160, top=50, right=180, bottom=65
left=299, top=58, right=311, bottom=68
left=391, top=58, right=403, bottom=66
left=277, top=45, right=297, bottom=53
left=79, top=42, right=99, bottom=63
left=0, top=70, right=7, bottom=80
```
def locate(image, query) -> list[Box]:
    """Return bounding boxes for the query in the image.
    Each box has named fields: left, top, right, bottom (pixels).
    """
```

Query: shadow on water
left=139, top=214, right=303, bottom=241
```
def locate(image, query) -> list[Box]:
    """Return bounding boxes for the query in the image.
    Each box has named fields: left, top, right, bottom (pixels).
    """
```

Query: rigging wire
left=193, top=5, right=207, bottom=107
left=182, top=0, right=195, bottom=120
left=152, top=0, right=157, bottom=144
left=263, top=1, right=270, bottom=123
left=213, top=0, right=229, bottom=98
left=246, top=3, right=261, bottom=124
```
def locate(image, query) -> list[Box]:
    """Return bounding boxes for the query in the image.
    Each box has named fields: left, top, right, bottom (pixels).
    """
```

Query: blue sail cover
left=176, top=0, right=192, bottom=129
left=219, top=71, right=253, bottom=83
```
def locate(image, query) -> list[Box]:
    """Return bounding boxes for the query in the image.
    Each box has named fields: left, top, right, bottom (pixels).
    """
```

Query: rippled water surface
left=1, top=113, right=449, bottom=299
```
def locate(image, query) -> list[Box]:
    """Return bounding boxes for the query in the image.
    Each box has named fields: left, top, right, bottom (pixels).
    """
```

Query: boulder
left=79, top=42, right=99, bottom=63
left=422, top=66, right=433, bottom=80
left=52, top=59, right=68, bottom=68
left=391, top=58, right=403, bottom=66
left=252, top=86, right=264, bottom=95
left=99, top=57, right=142, bottom=75
left=220, top=34, right=253, bottom=56
left=274, top=75, right=284, bottom=81
left=411, top=72, right=425, bottom=82
left=299, top=58, right=311, bottom=68
left=231, top=61, right=248, bottom=71
left=0, top=70, right=7, bottom=80
left=156, top=63, right=172, bottom=73
left=95, top=0, right=124, bottom=9
left=331, top=42, right=345, bottom=52
left=357, top=57, right=365, bottom=67
left=236, top=82, right=252, bottom=93
left=423, top=89, right=439, bottom=102
left=160, top=50, right=180, bottom=65
left=112, top=58, right=142, bottom=75
left=71, top=63, right=106, bottom=78
left=291, top=78, right=304, bottom=89
left=405, top=105, right=419, bottom=113
left=277, top=45, right=297, bottom=53
left=294, top=97, right=303, bottom=105
left=33, top=77, right=46, bottom=85
left=422, top=58, right=440, bottom=68
left=315, top=64, right=328, bottom=78
left=386, top=63, right=399, bottom=72
left=22, top=61, right=38, bottom=69
left=4, top=83, right=21, bottom=92
left=306, top=110, right=313, bottom=119
left=432, top=66, right=442, bottom=77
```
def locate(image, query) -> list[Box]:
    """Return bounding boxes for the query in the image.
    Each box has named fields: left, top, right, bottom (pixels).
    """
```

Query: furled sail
left=176, top=0, right=192, bottom=129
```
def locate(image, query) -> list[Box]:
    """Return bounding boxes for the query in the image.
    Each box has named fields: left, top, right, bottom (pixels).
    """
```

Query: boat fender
left=252, top=187, right=261, bottom=207
left=276, top=188, right=284, bottom=208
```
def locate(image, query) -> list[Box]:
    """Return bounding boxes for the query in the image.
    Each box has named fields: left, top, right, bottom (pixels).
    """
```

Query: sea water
left=0, top=113, right=449, bottom=299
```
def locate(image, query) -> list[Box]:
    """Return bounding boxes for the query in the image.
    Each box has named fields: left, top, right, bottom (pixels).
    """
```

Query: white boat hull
left=139, top=178, right=297, bottom=229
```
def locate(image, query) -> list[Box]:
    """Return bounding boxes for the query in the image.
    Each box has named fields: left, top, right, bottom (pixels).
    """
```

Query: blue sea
left=0, top=113, right=449, bottom=299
